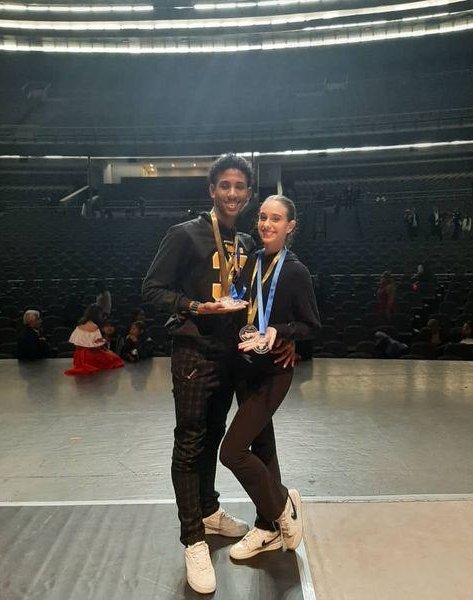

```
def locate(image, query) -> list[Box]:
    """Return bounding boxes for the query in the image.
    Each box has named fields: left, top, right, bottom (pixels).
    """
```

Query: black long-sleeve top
left=17, top=326, right=50, bottom=360
left=142, top=212, right=254, bottom=353
left=238, top=250, right=321, bottom=341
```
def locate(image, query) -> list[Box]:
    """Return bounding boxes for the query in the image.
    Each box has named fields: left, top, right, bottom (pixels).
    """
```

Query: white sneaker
left=203, top=507, right=249, bottom=537
left=276, top=489, right=303, bottom=550
left=229, top=527, right=283, bottom=560
left=184, top=541, right=216, bottom=594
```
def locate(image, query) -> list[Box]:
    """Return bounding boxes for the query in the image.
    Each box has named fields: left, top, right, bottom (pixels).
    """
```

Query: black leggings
left=220, top=365, right=293, bottom=530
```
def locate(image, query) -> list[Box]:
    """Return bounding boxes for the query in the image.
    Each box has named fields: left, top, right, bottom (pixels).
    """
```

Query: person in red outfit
left=64, top=304, right=124, bottom=375
left=376, top=271, right=396, bottom=320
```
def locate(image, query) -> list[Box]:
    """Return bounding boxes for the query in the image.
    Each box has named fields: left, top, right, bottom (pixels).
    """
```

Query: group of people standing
left=142, top=154, right=320, bottom=594
left=405, top=206, right=472, bottom=241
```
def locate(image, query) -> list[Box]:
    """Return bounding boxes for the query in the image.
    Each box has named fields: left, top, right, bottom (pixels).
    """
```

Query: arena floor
left=1, top=358, right=472, bottom=599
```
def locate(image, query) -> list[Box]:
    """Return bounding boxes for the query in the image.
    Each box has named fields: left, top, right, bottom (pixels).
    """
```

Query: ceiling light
left=0, top=3, right=153, bottom=13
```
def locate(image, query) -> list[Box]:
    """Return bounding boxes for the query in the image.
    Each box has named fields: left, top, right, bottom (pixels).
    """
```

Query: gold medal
left=210, top=209, right=239, bottom=297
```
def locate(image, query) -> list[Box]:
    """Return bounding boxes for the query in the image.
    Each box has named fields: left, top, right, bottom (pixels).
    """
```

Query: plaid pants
left=171, top=339, right=235, bottom=546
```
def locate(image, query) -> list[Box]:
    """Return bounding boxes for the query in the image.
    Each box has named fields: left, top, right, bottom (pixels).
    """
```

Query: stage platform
left=1, top=358, right=472, bottom=599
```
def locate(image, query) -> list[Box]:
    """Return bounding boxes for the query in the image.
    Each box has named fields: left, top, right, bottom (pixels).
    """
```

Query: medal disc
left=239, top=325, right=258, bottom=341
left=253, top=337, right=270, bottom=354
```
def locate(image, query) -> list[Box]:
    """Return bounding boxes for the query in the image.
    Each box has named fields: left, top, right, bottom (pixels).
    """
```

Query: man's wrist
left=189, top=300, right=201, bottom=315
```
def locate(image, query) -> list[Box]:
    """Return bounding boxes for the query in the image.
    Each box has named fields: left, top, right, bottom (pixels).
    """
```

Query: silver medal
left=253, top=336, right=270, bottom=354
left=239, top=325, right=258, bottom=341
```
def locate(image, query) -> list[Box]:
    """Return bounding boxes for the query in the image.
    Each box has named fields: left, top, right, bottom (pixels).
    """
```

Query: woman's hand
left=271, top=338, right=297, bottom=368
left=238, top=326, right=277, bottom=353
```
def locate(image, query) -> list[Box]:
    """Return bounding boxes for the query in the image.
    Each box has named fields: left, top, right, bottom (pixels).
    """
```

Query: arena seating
left=0, top=199, right=472, bottom=360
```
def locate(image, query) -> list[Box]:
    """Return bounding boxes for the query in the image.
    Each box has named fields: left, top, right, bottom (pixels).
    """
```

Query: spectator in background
left=428, top=207, right=442, bottom=241
left=416, top=319, right=448, bottom=347
left=411, top=263, right=433, bottom=291
left=452, top=209, right=462, bottom=240
left=102, top=320, right=124, bottom=355
left=131, top=307, right=146, bottom=323
left=376, top=271, right=396, bottom=319
left=460, top=321, right=473, bottom=345
left=64, top=304, right=124, bottom=375
left=411, top=208, right=420, bottom=238
left=426, top=318, right=443, bottom=347
left=462, top=215, right=472, bottom=239
left=121, top=321, right=154, bottom=362
left=17, top=310, right=50, bottom=360
left=95, top=280, right=112, bottom=317
left=374, top=330, right=407, bottom=358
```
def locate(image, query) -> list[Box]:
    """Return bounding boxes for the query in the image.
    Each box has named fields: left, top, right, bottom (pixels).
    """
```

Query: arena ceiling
left=1, top=0, right=473, bottom=53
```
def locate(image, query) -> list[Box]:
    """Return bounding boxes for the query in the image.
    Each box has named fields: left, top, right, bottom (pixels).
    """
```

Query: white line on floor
left=297, top=539, right=317, bottom=600
left=0, top=494, right=473, bottom=507
left=1, top=493, right=473, bottom=507
left=300, top=493, right=473, bottom=503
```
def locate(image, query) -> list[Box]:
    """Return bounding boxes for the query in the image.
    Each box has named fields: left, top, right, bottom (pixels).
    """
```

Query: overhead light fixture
left=0, top=3, right=153, bottom=13
left=0, top=0, right=467, bottom=31
left=1, top=140, right=472, bottom=162
left=1, top=17, right=472, bottom=53
left=195, top=0, right=323, bottom=8
left=239, top=140, right=473, bottom=158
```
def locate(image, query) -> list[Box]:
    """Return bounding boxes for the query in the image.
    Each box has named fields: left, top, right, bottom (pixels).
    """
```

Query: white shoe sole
left=285, top=489, right=303, bottom=550
left=187, top=577, right=216, bottom=595
left=230, top=537, right=283, bottom=560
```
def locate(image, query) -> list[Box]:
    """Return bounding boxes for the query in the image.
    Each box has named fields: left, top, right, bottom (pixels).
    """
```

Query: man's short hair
left=23, top=309, right=40, bottom=325
left=208, top=153, right=253, bottom=188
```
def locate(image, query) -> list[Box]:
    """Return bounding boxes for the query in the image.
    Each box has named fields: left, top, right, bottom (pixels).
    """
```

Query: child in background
left=102, top=320, right=124, bottom=355
left=121, top=320, right=154, bottom=363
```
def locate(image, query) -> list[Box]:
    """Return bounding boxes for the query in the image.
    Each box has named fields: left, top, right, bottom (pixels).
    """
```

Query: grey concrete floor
left=0, top=502, right=304, bottom=600
left=1, top=357, right=472, bottom=503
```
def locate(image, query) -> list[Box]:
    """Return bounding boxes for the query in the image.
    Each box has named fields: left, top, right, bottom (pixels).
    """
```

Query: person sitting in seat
left=17, top=310, right=50, bottom=360
left=121, top=320, right=154, bottom=362
left=460, top=321, right=473, bottom=345
left=102, top=320, right=124, bottom=355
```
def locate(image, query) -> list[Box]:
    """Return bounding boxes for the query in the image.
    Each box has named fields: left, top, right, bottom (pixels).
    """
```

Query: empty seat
left=343, top=325, right=369, bottom=349
left=322, top=341, right=348, bottom=358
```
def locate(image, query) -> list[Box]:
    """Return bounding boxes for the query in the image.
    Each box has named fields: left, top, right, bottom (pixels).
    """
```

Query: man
left=142, top=154, right=293, bottom=594
left=17, top=310, right=50, bottom=360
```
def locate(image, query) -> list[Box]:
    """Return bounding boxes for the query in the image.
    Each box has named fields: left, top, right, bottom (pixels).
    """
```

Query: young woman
left=219, top=195, right=320, bottom=560
left=64, top=304, right=124, bottom=375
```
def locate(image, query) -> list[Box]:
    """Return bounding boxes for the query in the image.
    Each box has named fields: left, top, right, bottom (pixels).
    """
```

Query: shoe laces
left=240, top=527, right=261, bottom=547
left=278, top=503, right=292, bottom=536
left=188, top=541, right=211, bottom=570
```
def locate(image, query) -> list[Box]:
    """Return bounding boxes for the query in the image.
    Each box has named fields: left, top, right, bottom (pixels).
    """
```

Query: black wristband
left=189, top=301, right=201, bottom=315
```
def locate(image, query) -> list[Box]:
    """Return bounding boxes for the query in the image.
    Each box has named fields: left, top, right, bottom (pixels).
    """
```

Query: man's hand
left=197, top=301, right=247, bottom=315
left=271, top=338, right=297, bottom=368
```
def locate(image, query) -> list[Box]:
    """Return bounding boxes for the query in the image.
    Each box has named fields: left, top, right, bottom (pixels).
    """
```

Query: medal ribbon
left=210, top=209, right=240, bottom=297
left=257, top=248, right=287, bottom=335
left=246, top=250, right=282, bottom=326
